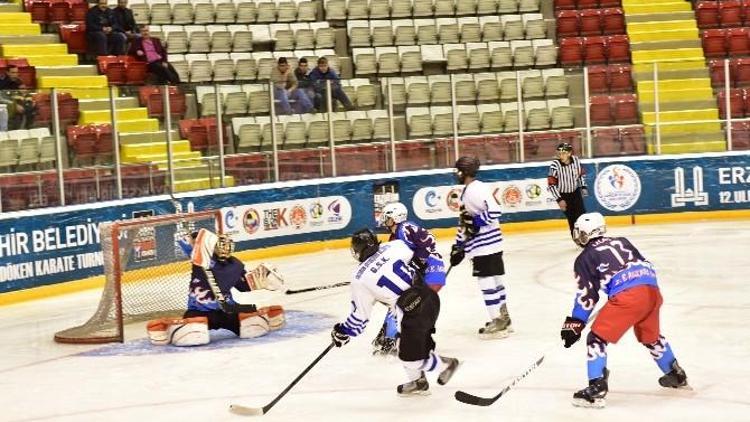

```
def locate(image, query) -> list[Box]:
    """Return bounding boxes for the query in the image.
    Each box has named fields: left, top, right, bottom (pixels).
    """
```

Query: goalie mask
left=214, top=234, right=235, bottom=260
left=573, top=213, right=607, bottom=247
left=351, top=228, right=380, bottom=263
left=379, top=202, right=408, bottom=228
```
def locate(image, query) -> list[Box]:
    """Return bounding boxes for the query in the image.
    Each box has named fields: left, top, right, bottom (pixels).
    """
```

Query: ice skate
left=478, top=304, right=514, bottom=339
left=397, top=372, right=430, bottom=397
left=437, top=357, right=460, bottom=386
left=659, top=360, right=691, bottom=390
left=572, top=368, right=609, bottom=408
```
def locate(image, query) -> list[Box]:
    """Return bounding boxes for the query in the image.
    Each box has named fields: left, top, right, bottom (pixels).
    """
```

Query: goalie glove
left=245, top=263, right=285, bottom=291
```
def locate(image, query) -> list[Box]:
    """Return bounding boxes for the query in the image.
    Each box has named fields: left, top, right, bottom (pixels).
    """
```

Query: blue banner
left=1, top=152, right=748, bottom=293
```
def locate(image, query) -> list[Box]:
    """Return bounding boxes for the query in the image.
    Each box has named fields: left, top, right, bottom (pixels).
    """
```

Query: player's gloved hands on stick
left=331, top=323, right=350, bottom=347
left=460, top=210, right=478, bottom=236
left=560, top=316, right=585, bottom=348
left=450, top=244, right=465, bottom=267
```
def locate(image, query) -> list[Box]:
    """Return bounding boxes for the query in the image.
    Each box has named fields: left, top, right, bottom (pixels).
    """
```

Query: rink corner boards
left=1, top=208, right=749, bottom=308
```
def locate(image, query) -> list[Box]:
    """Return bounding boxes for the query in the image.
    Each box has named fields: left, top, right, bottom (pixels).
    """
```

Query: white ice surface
left=1, top=220, right=749, bottom=422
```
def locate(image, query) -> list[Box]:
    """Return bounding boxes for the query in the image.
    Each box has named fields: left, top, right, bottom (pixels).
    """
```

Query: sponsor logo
left=290, top=205, right=307, bottom=229
left=327, top=200, right=343, bottom=223
left=594, top=164, right=641, bottom=211
left=264, top=208, right=288, bottom=230
left=224, top=209, right=236, bottom=231
left=243, top=208, right=261, bottom=235
left=309, top=201, right=324, bottom=226
left=425, top=190, right=439, bottom=208
left=671, top=167, right=709, bottom=207
left=525, top=184, right=542, bottom=200
left=501, top=185, right=523, bottom=207
left=446, top=188, right=462, bottom=212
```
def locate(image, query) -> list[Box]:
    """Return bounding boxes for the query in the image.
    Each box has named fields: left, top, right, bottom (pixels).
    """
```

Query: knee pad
left=147, top=317, right=210, bottom=346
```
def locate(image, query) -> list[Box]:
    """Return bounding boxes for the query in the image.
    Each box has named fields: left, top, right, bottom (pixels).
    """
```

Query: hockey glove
left=331, top=323, right=350, bottom=347
left=450, top=244, right=465, bottom=267
left=459, top=209, right=479, bottom=237
left=560, top=316, right=585, bottom=348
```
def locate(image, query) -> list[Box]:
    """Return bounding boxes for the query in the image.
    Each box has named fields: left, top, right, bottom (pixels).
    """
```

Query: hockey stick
left=285, top=281, right=351, bottom=295
left=455, top=309, right=601, bottom=406
left=230, top=342, right=336, bottom=416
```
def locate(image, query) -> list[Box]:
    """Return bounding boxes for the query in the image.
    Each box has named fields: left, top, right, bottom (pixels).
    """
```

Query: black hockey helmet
left=350, top=228, right=380, bottom=263
left=556, top=142, right=573, bottom=152
left=454, top=156, right=480, bottom=184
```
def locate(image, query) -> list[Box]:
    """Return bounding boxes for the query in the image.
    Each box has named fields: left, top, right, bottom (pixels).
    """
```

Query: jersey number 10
left=376, top=260, right=413, bottom=295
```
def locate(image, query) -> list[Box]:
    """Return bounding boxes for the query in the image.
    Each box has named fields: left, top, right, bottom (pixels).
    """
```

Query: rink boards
left=1, top=151, right=749, bottom=296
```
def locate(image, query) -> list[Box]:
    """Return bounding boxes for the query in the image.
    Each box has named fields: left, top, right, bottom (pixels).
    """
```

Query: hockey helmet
left=379, top=202, right=408, bottom=228
left=573, top=213, right=607, bottom=247
left=214, top=234, right=235, bottom=260
left=557, top=142, right=573, bottom=153
left=350, top=228, right=380, bottom=263
left=454, top=156, right=480, bottom=183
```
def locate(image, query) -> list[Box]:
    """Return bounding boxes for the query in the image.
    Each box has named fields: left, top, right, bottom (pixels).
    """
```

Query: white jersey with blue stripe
left=456, top=179, right=504, bottom=258
left=338, top=240, right=416, bottom=338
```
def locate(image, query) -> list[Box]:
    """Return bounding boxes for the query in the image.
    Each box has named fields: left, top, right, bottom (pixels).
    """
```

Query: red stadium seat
left=224, top=154, right=273, bottom=184
left=559, top=37, right=584, bottom=66
left=719, top=0, right=743, bottom=28
left=554, top=0, right=576, bottom=10
left=703, top=29, right=728, bottom=58
left=727, top=27, right=750, bottom=55
left=592, top=127, right=621, bottom=156
left=709, top=58, right=729, bottom=87
left=394, top=141, right=434, bottom=170
left=556, top=10, right=580, bottom=38
left=124, top=59, right=148, bottom=85
left=584, top=36, right=607, bottom=64
left=612, top=93, right=638, bottom=124
left=601, top=8, right=625, bottom=35
left=606, top=34, right=630, bottom=63
left=599, top=0, right=620, bottom=8
left=696, top=1, right=720, bottom=29
left=734, top=57, right=750, bottom=86
left=579, top=9, right=602, bottom=36
left=69, top=1, right=87, bottom=22
left=587, top=65, right=609, bottom=93
left=589, top=95, right=613, bottom=125
left=29, top=1, right=49, bottom=23
left=730, top=121, right=750, bottom=149
left=59, top=24, right=87, bottom=54
left=577, top=0, right=598, bottom=9
left=619, top=126, right=646, bottom=154
left=48, top=1, right=70, bottom=24
left=718, top=88, right=745, bottom=118
left=608, top=64, right=633, bottom=92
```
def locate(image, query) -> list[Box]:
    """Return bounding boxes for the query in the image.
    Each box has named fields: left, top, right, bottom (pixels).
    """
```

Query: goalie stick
left=284, top=281, right=351, bottom=295
left=455, top=309, right=601, bottom=406
left=230, top=342, right=335, bottom=416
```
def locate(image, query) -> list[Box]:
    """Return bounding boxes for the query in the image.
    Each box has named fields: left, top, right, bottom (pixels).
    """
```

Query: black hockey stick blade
left=285, top=281, right=351, bottom=295
left=229, top=342, right=335, bottom=416
left=454, top=355, right=546, bottom=406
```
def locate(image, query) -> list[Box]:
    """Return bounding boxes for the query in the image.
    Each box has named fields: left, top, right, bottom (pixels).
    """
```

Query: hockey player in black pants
left=331, top=229, right=459, bottom=396
left=147, top=228, right=286, bottom=346
left=547, top=142, right=588, bottom=240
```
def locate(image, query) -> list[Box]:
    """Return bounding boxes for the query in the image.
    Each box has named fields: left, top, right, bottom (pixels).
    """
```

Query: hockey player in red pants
left=147, top=228, right=286, bottom=346
left=560, top=213, right=690, bottom=408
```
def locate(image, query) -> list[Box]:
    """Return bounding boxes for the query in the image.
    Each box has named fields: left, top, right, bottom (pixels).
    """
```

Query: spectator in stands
left=271, top=57, right=314, bottom=115
left=0, top=65, right=24, bottom=90
left=309, top=57, right=355, bottom=112
left=294, top=58, right=315, bottom=104
left=86, top=0, right=127, bottom=56
left=113, top=0, right=138, bottom=40
left=129, top=25, right=181, bottom=85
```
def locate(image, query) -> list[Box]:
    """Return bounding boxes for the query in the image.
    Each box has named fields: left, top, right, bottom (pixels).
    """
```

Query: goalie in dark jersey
left=147, top=228, right=286, bottom=346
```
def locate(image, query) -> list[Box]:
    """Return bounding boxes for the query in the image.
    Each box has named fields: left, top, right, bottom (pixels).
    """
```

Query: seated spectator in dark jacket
left=308, top=57, right=355, bottom=112
left=0, top=65, right=23, bottom=90
left=113, top=0, right=138, bottom=40
left=86, top=0, right=127, bottom=56
left=271, top=57, right=314, bottom=114
left=294, top=58, right=315, bottom=103
left=129, top=25, right=181, bottom=85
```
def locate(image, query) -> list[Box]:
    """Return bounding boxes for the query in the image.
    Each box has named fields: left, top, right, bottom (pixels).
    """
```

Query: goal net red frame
left=54, top=210, right=223, bottom=344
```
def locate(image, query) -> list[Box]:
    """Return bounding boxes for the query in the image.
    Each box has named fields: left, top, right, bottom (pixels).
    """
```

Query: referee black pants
left=561, top=188, right=586, bottom=237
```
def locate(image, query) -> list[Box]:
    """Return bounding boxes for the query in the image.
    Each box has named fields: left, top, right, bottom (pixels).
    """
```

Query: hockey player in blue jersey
left=449, top=156, right=513, bottom=339
left=331, top=228, right=459, bottom=396
left=146, top=228, right=286, bottom=346
left=560, top=213, right=690, bottom=408
left=371, top=202, right=447, bottom=356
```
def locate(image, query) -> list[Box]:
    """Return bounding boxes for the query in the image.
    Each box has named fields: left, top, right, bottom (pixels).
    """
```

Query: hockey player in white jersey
left=331, top=228, right=459, bottom=396
left=449, top=156, right=513, bottom=339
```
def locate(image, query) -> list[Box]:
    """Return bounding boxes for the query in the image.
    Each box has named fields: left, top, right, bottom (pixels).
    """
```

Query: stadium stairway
left=624, top=0, right=726, bottom=154
left=0, top=8, right=231, bottom=192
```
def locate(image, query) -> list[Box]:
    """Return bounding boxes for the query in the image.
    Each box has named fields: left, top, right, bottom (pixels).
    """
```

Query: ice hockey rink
left=1, top=219, right=749, bottom=422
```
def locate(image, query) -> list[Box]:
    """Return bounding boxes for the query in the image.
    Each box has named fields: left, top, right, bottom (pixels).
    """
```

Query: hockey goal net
left=54, top=210, right=223, bottom=344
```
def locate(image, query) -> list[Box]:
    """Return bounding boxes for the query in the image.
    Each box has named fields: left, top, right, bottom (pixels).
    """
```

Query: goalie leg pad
left=259, top=305, right=286, bottom=330
left=147, top=317, right=210, bottom=346
left=239, top=312, right=270, bottom=338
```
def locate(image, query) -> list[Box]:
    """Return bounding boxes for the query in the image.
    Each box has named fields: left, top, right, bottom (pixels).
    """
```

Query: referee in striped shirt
left=547, top=142, right=588, bottom=239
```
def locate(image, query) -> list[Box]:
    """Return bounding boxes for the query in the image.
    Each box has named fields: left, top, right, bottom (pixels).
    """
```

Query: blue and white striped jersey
left=338, top=240, right=416, bottom=337
left=456, top=180, right=504, bottom=258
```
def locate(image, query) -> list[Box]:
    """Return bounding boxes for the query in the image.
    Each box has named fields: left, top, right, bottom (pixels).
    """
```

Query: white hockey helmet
left=379, top=202, right=408, bottom=227
left=573, top=213, right=607, bottom=247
